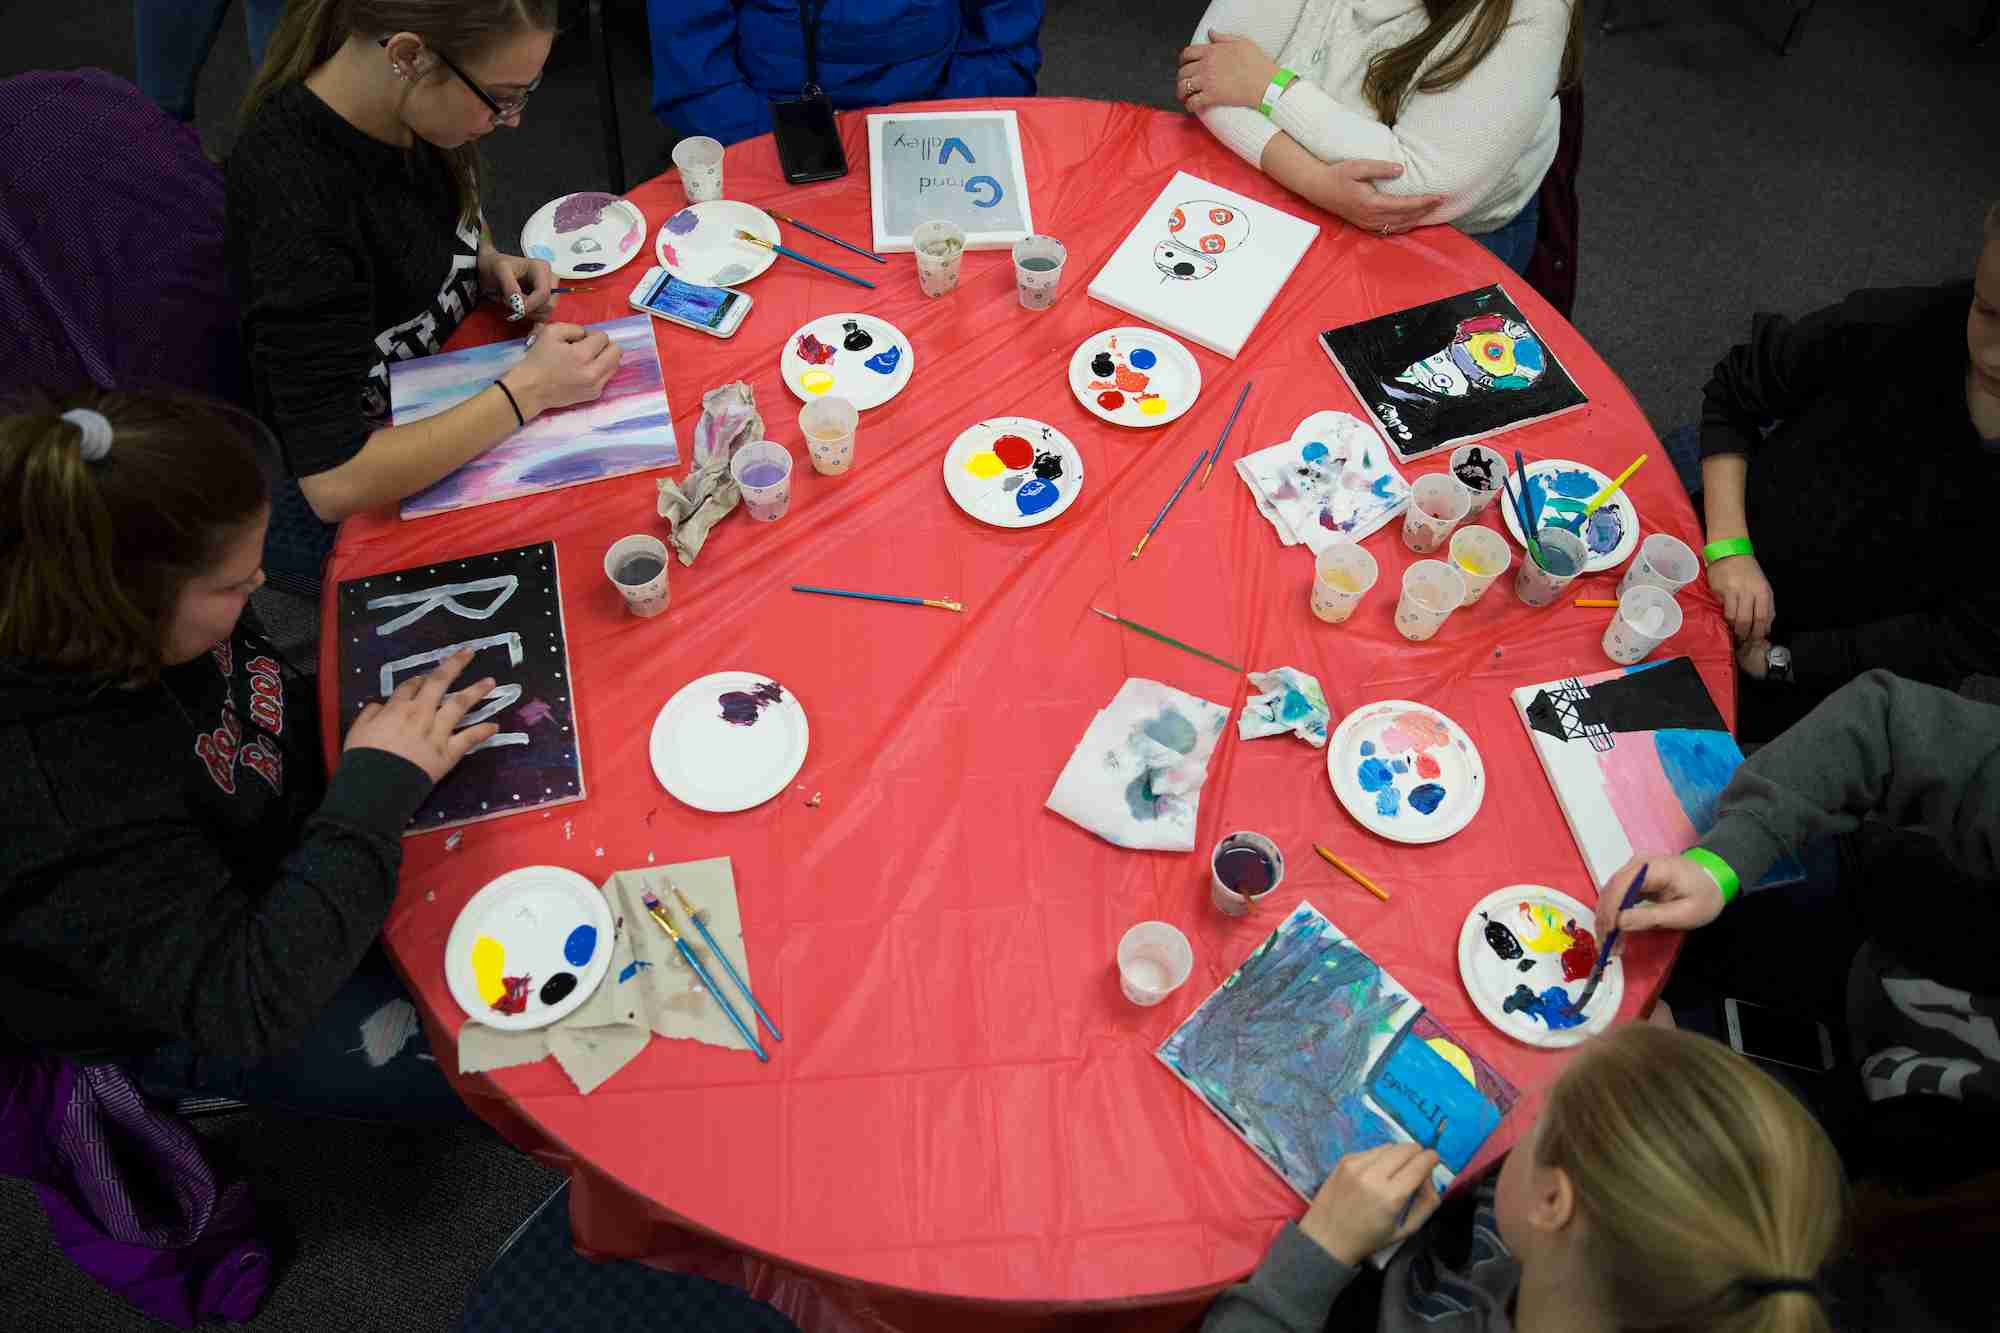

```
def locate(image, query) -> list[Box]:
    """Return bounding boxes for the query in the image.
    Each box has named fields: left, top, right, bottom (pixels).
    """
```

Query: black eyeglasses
left=379, top=37, right=540, bottom=120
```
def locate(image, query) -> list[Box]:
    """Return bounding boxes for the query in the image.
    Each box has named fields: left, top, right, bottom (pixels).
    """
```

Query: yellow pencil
left=1313, top=843, right=1390, bottom=902
left=1581, top=453, right=1647, bottom=518
left=1574, top=598, right=1620, bottom=608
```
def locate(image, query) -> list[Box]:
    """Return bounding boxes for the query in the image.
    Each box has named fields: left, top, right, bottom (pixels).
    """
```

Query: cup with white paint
left=730, top=440, right=794, bottom=521
left=1402, top=473, right=1472, bottom=553
left=1117, top=921, right=1194, bottom=1006
left=1395, top=559, right=1467, bottom=641
left=1602, top=584, right=1684, bottom=665
left=1311, top=543, right=1378, bottom=623
left=672, top=136, right=725, bottom=203
left=1514, top=527, right=1588, bottom=607
left=1011, top=235, right=1068, bottom=310
left=1617, top=533, right=1700, bottom=600
left=799, top=396, right=858, bottom=476
left=1448, top=525, right=1511, bottom=606
left=1448, top=443, right=1510, bottom=517
left=912, top=220, right=966, bottom=298
left=604, top=534, right=670, bottom=618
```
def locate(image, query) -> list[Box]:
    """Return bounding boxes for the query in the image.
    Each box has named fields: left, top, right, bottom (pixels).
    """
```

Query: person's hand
left=1736, top=636, right=1770, bottom=681
left=1317, top=160, right=1445, bottom=237
left=1296, top=1143, right=1443, bottom=1266
left=504, top=323, right=620, bottom=417
left=1177, top=30, right=1279, bottom=113
left=1707, top=551, right=1773, bottom=643
left=343, top=649, right=501, bottom=785
left=482, top=252, right=558, bottom=323
left=1594, top=855, right=1728, bottom=944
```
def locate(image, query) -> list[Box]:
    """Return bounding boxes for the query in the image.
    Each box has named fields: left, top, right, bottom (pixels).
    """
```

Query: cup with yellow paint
left=1448, top=525, right=1511, bottom=606
left=1311, top=543, right=1378, bottom=623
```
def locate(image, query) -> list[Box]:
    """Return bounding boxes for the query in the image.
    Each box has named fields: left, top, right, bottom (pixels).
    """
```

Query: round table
left=319, top=97, right=1721, bottom=1313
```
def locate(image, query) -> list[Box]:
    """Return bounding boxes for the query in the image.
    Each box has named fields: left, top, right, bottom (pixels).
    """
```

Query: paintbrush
left=1575, top=864, right=1647, bottom=1013
left=1559, top=453, right=1648, bottom=533
left=670, top=885, right=783, bottom=1041
left=767, top=211, right=887, bottom=264
left=1197, top=381, right=1254, bottom=488
left=735, top=229, right=876, bottom=289
left=641, top=890, right=768, bottom=1061
left=1313, top=843, right=1389, bottom=903
left=1507, top=463, right=1545, bottom=571
left=1091, top=607, right=1243, bottom=673
left=1395, top=1115, right=1450, bottom=1228
left=1132, top=447, right=1206, bottom=559
left=792, top=584, right=961, bottom=612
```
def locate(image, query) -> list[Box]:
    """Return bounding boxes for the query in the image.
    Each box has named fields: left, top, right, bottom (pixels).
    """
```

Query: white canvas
left=1085, top=171, right=1319, bottom=360
left=866, top=110, right=1033, bottom=253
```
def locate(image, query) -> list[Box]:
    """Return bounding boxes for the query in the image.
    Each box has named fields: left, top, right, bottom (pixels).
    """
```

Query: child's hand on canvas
left=1595, top=855, right=1727, bottom=943
left=345, top=649, right=501, bottom=784
left=1297, top=1143, right=1442, bottom=1265
left=1176, top=31, right=1278, bottom=114
left=505, top=323, right=621, bottom=418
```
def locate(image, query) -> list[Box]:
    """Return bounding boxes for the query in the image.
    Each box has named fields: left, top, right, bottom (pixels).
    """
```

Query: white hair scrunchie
left=60, top=408, right=114, bottom=463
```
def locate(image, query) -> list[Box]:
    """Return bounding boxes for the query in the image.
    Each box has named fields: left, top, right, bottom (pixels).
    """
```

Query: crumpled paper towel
left=1236, top=410, right=1409, bottom=553
left=656, top=381, right=764, bottom=564
left=1046, top=677, right=1230, bottom=852
left=1238, top=667, right=1330, bottom=747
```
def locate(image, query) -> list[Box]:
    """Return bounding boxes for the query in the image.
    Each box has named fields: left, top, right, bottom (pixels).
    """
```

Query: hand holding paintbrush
left=1296, top=1129, right=1448, bottom=1265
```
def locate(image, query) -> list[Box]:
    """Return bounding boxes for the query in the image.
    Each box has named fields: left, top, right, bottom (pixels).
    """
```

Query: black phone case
left=771, top=91, right=848, bottom=184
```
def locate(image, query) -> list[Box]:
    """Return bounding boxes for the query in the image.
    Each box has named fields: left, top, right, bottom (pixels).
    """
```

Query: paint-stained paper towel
left=1046, top=677, right=1230, bottom=852
left=1236, top=411, right=1409, bottom=553
left=1239, top=667, right=1330, bottom=747
left=656, top=381, right=763, bottom=565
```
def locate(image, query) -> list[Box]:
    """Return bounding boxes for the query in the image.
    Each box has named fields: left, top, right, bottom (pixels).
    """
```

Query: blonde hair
left=1362, top=0, right=1585, bottom=127
left=1538, top=1025, right=1847, bottom=1333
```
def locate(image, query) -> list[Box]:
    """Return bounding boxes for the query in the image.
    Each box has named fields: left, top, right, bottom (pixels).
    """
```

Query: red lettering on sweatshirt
left=239, top=735, right=283, bottom=791
left=195, top=702, right=241, bottom=795
left=246, top=655, right=284, bottom=735
left=210, top=639, right=234, bottom=678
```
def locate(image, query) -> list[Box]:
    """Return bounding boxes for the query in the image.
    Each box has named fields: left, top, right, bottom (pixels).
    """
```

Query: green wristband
left=1682, top=847, right=1741, bottom=906
left=1702, top=536, right=1753, bottom=567
left=1257, top=68, right=1298, bottom=118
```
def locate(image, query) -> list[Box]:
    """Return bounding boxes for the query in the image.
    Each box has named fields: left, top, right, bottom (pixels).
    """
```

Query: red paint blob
left=494, top=975, right=533, bottom=1015
left=992, top=434, right=1033, bottom=470
left=1415, top=753, right=1442, bottom=780
left=1096, top=390, right=1126, bottom=410
left=1559, top=921, right=1598, bottom=982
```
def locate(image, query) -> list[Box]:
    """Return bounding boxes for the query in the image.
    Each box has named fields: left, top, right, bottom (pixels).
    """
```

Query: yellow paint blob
left=471, top=935, right=506, bottom=1006
left=1426, top=1037, right=1478, bottom=1087
left=798, top=369, right=835, bottom=396
left=1518, top=902, right=1573, bottom=953
left=1137, top=396, right=1168, bottom=417
left=1322, top=570, right=1363, bottom=593
left=963, top=450, right=1005, bottom=479
left=1456, top=556, right=1495, bottom=577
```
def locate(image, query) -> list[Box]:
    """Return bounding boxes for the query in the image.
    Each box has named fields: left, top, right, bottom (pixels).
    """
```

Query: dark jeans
left=134, top=0, right=285, bottom=122
left=1471, top=194, right=1541, bottom=277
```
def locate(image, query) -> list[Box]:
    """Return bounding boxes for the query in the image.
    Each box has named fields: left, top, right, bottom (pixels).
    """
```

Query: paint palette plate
left=654, top=200, right=779, bottom=287
left=780, top=312, right=914, bottom=411
left=521, top=192, right=648, bottom=281
left=650, top=671, right=809, bottom=813
left=941, top=416, right=1085, bottom=529
left=1326, top=700, right=1485, bottom=845
left=1066, top=327, right=1202, bottom=427
left=445, top=865, right=615, bottom=1032
left=1497, top=458, right=1640, bottom=573
left=1458, top=885, right=1620, bottom=1049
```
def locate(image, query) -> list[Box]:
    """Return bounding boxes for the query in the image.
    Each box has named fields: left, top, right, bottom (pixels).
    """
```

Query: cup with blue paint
left=1117, top=921, right=1194, bottom=1005
left=1395, top=559, right=1468, bottom=641
left=604, top=533, right=670, bottom=618
left=1513, top=527, right=1587, bottom=608
left=1210, top=830, right=1286, bottom=917
left=1012, top=235, right=1068, bottom=310
left=730, top=440, right=794, bottom=521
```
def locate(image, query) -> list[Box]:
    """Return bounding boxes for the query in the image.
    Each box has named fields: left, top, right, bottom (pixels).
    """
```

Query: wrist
left=1703, top=536, right=1754, bottom=567
left=497, top=371, right=542, bottom=422
left=1258, top=67, right=1297, bottom=117
left=1682, top=847, right=1741, bottom=906
left=1297, top=1218, right=1367, bottom=1267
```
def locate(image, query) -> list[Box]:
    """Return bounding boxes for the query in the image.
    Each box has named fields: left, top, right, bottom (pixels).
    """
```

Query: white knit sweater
left=1191, top=0, right=1567, bottom=234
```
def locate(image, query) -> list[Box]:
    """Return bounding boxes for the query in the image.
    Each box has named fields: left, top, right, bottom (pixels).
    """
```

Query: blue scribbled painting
left=1158, top=902, right=1519, bottom=1201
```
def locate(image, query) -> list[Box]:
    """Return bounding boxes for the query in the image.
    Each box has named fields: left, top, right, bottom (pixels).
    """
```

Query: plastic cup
left=672, top=136, right=724, bottom=202
left=911, top=220, right=966, bottom=298
left=799, top=396, right=858, bottom=476
left=1617, top=533, right=1700, bottom=600
left=603, top=534, right=670, bottom=618
left=1603, top=584, right=1685, bottom=664
left=1448, top=444, right=1510, bottom=516
left=1210, top=831, right=1286, bottom=917
left=1311, top=543, right=1379, bottom=623
left=1396, top=560, right=1468, bottom=640
left=1449, top=525, right=1512, bottom=606
left=729, top=440, right=794, bottom=521
left=1513, top=527, right=1589, bottom=607
left=1402, top=473, right=1472, bottom=553
left=1117, top=922, right=1194, bottom=1006
left=1011, top=234, right=1068, bottom=310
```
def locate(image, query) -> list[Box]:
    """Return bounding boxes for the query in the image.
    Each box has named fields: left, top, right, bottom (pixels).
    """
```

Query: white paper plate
left=941, top=417, right=1085, bottom=529
left=1326, top=700, right=1485, bottom=844
left=1066, top=327, right=1202, bottom=428
left=444, top=865, right=615, bottom=1032
left=654, top=200, right=779, bottom=287
left=779, top=312, right=914, bottom=411
left=1497, top=458, right=1640, bottom=573
left=521, top=192, right=647, bottom=280
left=1458, top=885, right=1621, bottom=1049
left=650, top=672, right=809, bottom=812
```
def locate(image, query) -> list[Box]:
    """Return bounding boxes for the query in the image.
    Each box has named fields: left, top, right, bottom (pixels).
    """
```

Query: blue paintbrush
left=1131, top=447, right=1207, bottom=560
left=792, top=584, right=962, bottom=612
left=1197, top=380, right=1254, bottom=488
left=671, top=885, right=783, bottom=1041
left=1395, top=1114, right=1450, bottom=1228
left=643, top=890, right=768, bottom=1061
left=1508, top=461, right=1545, bottom=571
left=1575, top=865, right=1646, bottom=1012
left=768, top=211, right=888, bottom=264
left=735, top=229, right=875, bottom=289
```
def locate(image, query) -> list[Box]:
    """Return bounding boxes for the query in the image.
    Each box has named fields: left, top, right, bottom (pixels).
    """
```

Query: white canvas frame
left=866, top=109, right=1033, bottom=253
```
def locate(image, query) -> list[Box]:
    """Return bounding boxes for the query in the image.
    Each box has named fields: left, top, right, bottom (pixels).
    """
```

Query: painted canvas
left=394, top=315, right=676, bottom=519
left=867, top=109, right=1033, bottom=252
left=1512, top=657, right=1804, bottom=889
left=1320, top=285, right=1587, bottom=462
left=1086, top=171, right=1320, bottom=360
left=1237, top=410, right=1410, bottom=551
left=1045, top=677, right=1230, bottom=852
left=1159, top=902, right=1520, bottom=1203
left=336, top=542, right=584, bottom=835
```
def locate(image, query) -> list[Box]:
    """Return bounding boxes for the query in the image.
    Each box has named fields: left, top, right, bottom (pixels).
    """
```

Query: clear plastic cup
left=1514, top=527, right=1589, bottom=607
left=1311, top=543, right=1379, bottom=623
left=603, top=534, right=670, bottom=618
left=1402, top=473, right=1472, bottom=553
left=911, top=220, right=966, bottom=298
left=729, top=440, right=794, bottom=521
left=1395, top=559, right=1468, bottom=641
left=1617, top=533, right=1700, bottom=600
left=672, top=136, right=724, bottom=203
left=1011, top=235, right=1068, bottom=310
left=1117, top=922, right=1194, bottom=1006
left=799, top=396, right=859, bottom=476
left=1448, top=444, right=1510, bottom=517
left=1449, top=525, right=1511, bottom=606
left=1210, top=831, right=1286, bottom=917
left=1603, top=584, right=1685, bottom=664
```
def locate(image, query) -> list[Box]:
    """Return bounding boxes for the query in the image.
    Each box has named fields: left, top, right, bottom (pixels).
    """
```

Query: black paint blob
left=840, top=319, right=874, bottom=351
left=1518, top=958, right=1537, bottom=972
left=539, top=972, right=578, bottom=1005
left=1032, top=450, right=1065, bottom=480
left=1481, top=912, right=1524, bottom=961
left=1090, top=351, right=1116, bottom=378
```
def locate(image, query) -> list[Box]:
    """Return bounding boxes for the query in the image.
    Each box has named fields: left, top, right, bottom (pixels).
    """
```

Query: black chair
left=1601, top=0, right=1822, bottom=55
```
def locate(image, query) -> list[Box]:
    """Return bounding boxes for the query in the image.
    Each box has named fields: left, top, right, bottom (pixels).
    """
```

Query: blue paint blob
left=1128, top=347, right=1158, bottom=370
left=1375, top=786, right=1402, bottom=817
left=1654, top=728, right=1742, bottom=833
left=1301, top=441, right=1330, bottom=463
left=1359, top=740, right=1376, bottom=756
left=1278, top=689, right=1313, bottom=722
left=1142, top=708, right=1198, bottom=755
left=1503, top=983, right=1585, bottom=1030
left=1356, top=758, right=1395, bottom=791
left=1014, top=477, right=1058, bottom=515
left=1408, top=783, right=1447, bottom=815
left=1545, top=468, right=1598, bottom=499
left=527, top=243, right=555, bottom=262
left=864, top=345, right=903, bottom=375
left=1371, top=474, right=1397, bottom=500
left=563, top=924, right=597, bottom=967
left=1390, top=758, right=1409, bottom=775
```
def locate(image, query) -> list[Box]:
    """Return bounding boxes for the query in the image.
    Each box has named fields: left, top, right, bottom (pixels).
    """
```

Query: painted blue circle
left=1301, top=441, right=1330, bottom=463
left=1015, top=478, right=1059, bottom=516
left=563, top=924, right=598, bottom=967
left=1128, top=347, right=1157, bottom=370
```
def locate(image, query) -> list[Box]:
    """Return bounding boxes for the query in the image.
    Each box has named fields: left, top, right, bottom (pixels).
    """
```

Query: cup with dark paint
left=1513, top=526, right=1588, bottom=607
left=729, top=440, right=794, bottom=521
left=673, top=136, right=724, bottom=203
left=799, top=396, right=858, bottom=476
left=1011, top=234, right=1068, bottom=310
left=604, top=533, right=670, bottom=618
left=1617, top=532, right=1699, bottom=600
left=1210, top=830, right=1286, bottom=917
left=912, top=220, right=966, bottom=298
left=1117, top=921, right=1194, bottom=1005
left=1448, top=443, right=1510, bottom=517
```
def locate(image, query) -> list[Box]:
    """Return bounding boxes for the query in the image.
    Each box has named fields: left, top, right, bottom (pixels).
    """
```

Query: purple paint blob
left=718, top=679, right=785, bottom=726
left=1215, top=845, right=1275, bottom=895
left=554, top=192, right=616, bottom=232
left=665, top=208, right=701, bottom=235
left=739, top=462, right=787, bottom=487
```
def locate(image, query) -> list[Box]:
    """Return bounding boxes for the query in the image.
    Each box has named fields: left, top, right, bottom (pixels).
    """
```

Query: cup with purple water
left=729, top=440, right=794, bottom=521
left=1210, top=830, right=1286, bottom=917
left=603, top=533, right=670, bottom=618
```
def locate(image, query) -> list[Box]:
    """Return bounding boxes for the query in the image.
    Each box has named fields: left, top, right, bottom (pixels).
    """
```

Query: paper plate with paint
left=941, top=416, right=1085, bottom=529
left=445, top=865, right=615, bottom=1032
left=780, top=312, right=914, bottom=411
left=650, top=671, right=809, bottom=813
left=654, top=200, right=778, bottom=287
left=1326, top=700, right=1485, bottom=845
left=1066, top=327, right=1202, bottom=428
left=1497, top=458, right=1639, bottom=573
left=1458, top=885, right=1620, bottom=1049
left=520, top=191, right=648, bottom=280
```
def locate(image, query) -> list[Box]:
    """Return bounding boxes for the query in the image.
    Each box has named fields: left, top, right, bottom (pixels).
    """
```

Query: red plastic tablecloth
left=320, top=98, right=1722, bottom=1314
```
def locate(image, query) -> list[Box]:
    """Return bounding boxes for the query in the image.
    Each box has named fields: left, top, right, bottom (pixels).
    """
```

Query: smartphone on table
left=1723, top=997, right=1836, bottom=1073
left=772, top=91, right=848, bottom=184
left=627, top=268, right=751, bottom=338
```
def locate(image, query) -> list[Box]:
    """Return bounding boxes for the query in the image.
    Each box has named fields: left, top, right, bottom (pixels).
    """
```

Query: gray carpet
left=2, top=2, right=1995, bottom=1330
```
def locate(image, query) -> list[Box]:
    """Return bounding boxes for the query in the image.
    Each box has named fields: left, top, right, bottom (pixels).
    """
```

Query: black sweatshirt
left=0, top=620, right=431, bottom=1063
left=226, top=81, right=482, bottom=479
left=1698, top=280, right=2000, bottom=694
